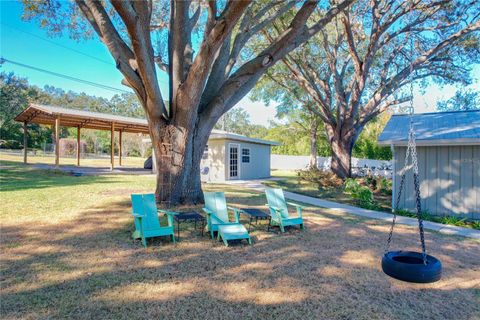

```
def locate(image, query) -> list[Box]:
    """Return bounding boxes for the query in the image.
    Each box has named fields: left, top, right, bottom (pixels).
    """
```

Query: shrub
left=344, top=178, right=380, bottom=209
left=352, top=186, right=374, bottom=204
left=344, top=178, right=360, bottom=193
left=297, top=167, right=343, bottom=189
left=471, top=221, right=480, bottom=230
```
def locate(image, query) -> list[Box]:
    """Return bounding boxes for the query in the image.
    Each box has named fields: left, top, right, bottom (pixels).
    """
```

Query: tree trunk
left=330, top=133, right=354, bottom=179
left=148, top=113, right=214, bottom=206
left=308, top=120, right=318, bottom=169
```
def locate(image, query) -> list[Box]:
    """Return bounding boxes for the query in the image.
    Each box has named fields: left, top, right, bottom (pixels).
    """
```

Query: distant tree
left=0, top=71, right=148, bottom=152
left=21, top=0, right=354, bottom=204
left=264, top=118, right=330, bottom=158
left=437, top=89, right=479, bottom=112
left=0, top=72, right=51, bottom=149
left=254, top=0, right=480, bottom=178
left=109, top=93, right=145, bottom=118
left=215, top=108, right=250, bottom=133
left=353, top=112, right=392, bottom=160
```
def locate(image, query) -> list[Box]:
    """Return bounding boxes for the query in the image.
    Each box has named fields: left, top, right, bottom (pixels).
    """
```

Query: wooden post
left=110, top=122, right=115, bottom=170
left=23, top=121, right=28, bottom=164
left=119, top=130, right=123, bottom=166
left=76, top=126, right=81, bottom=166
left=55, top=116, right=60, bottom=167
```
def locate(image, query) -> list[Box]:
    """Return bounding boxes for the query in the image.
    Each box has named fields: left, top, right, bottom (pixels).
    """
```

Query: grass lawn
left=1, top=160, right=479, bottom=319
left=0, top=152, right=146, bottom=168
left=267, top=170, right=392, bottom=211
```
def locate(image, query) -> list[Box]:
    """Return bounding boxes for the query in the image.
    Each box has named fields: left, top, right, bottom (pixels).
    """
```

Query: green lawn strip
left=268, top=170, right=479, bottom=230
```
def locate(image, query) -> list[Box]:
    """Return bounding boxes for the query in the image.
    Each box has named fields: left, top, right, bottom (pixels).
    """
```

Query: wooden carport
left=14, top=104, right=150, bottom=169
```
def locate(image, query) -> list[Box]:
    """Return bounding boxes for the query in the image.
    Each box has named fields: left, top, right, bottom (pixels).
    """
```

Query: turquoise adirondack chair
left=203, top=192, right=252, bottom=246
left=265, top=188, right=305, bottom=232
left=130, top=193, right=176, bottom=247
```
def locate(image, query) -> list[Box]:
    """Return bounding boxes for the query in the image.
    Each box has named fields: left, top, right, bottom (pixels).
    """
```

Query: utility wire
left=1, top=22, right=113, bottom=65
left=1, top=57, right=131, bottom=94
left=1, top=24, right=170, bottom=85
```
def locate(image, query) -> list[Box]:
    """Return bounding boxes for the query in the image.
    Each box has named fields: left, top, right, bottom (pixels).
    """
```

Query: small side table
left=240, top=208, right=271, bottom=232
left=173, top=212, right=205, bottom=240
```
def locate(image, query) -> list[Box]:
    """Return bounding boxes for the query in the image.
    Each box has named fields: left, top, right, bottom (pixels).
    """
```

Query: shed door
left=228, top=144, right=240, bottom=179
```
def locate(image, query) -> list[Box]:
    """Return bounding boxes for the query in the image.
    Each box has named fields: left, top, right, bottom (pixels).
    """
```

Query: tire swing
left=382, top=63, right=441, bottom=284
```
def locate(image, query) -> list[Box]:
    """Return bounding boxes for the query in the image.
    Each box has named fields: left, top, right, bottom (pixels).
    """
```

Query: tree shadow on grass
left=1, top=196, right=479, bottom=319
left=0, top=161, right=123, bottom=192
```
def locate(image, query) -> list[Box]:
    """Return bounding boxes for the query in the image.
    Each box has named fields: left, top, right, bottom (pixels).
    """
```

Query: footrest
left=217, top=224, right=251, bottom=246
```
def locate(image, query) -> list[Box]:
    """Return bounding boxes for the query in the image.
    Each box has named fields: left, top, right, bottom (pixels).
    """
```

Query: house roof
left=209, top=129, right=280, bottom=146
left=378, top=110, right=480, bottom=146
left=15, top=104, right=149, bottom=134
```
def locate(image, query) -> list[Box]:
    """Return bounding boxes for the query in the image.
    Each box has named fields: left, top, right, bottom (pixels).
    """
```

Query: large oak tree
left=21, top=0, right=354, bottom=204
left=253, top=0, right=480, bottom=178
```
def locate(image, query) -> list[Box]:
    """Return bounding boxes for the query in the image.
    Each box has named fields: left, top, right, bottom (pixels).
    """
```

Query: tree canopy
left=436, top=89, right=480, bottom=112
left=20, top=0, right=355, bottom=203
left=252, top=0, right=480, bottom=177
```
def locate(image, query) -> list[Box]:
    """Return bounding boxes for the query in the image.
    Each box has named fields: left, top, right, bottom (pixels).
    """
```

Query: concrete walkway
left=225, top=179, right=480, bottom=240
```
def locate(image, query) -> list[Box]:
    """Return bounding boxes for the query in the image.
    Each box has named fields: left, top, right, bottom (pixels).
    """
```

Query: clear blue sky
left=0, top=1, right=478, bottom=125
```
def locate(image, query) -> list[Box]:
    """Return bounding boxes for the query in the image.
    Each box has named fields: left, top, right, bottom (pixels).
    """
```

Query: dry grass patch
left=1, top=161, right=479, bottom=319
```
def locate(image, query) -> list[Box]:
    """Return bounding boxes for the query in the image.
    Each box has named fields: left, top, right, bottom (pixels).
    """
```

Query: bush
left=357, top=174, right=392, bottom=195
left=0, top=139, right=23, bottom=149
left=344, top=178, right=381, bottom=210
left=297, top=167, right=343, bottom=189
left=344, top=178, right=360, bottom=193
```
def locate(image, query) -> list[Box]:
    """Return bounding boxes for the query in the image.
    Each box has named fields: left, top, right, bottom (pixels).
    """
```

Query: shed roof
left=15, top=104, right=149, bottom=134
left=209, top=129, right=280, bottom=146
left=378, top=110, right=480, bottom=146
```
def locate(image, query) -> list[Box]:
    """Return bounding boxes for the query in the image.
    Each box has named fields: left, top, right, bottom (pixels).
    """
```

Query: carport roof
left=15, top=104, right=149, bottom=134
left=378, top=110, right=480, bottom=146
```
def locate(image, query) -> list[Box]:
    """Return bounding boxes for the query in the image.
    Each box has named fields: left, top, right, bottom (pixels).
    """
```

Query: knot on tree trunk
left=211, top=18, right=227, bottom=42
left=262, top=54, right=274, bottom=67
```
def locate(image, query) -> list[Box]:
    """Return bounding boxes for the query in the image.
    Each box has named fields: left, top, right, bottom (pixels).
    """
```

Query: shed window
left=242, top=148, right=250, bottom=163
left=202, top=145, right=209, bottom=159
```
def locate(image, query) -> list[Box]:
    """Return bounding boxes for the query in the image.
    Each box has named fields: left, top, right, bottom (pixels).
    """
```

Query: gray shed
left=378, top=110, right=480, bottom=219
left=200, top=130, right=279, bottom=182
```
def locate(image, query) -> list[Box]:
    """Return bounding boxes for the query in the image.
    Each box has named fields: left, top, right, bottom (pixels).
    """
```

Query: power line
left=1, top=23, right=171, bottom=86
left=1, top=57, right=131, bottom=94
left=1, top=22, right=113, bottom=65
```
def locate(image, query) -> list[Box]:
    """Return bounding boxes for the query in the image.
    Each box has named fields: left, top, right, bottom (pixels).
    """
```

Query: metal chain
left=385, top=144, right=410, bottom=253
left=385, top=35, right=428, bottom=265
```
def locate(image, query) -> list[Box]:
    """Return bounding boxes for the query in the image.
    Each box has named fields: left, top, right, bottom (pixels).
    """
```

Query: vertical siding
left=437, top=147, right=450, bottom=216
left=417, top=146, right=427, bottom=210
left=425, top=146, right=437, bottom=214
left=237, top=141, right=271, bottom=180
left=394, top=146, right=407, bottom=209
left=394, top=145, right=479, bottom=218
left=448, top=146, right=461, bottom=215
left=461, top=146, right=474, bottom=219
left=474, top=147, right=480, bottom=219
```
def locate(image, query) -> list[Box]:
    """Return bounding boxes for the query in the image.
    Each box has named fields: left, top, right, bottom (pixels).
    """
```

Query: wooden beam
left=110, top=122, right=115, bottom=170
left=76, top=126, right=81, bottom=166
left=23, top=121, right=28, bottom=164
left=55, top=116, right=60, bottom=167
left=119, top=130, right=123, bottom=166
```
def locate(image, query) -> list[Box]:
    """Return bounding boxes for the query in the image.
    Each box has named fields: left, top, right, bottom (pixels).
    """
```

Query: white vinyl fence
left=271, top=154, right=392, bottom=177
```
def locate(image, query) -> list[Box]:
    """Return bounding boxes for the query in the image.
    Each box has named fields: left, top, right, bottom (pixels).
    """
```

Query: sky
left=0, top=1, right=478, bottom=127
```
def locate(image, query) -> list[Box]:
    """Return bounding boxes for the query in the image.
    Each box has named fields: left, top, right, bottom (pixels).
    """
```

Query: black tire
left=382, top=251, right=442, bottom=283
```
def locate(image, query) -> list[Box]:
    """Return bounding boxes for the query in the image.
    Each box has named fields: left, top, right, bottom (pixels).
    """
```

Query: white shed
left=378, top=110, right=480, bottom=219
left=200, top=130, right=279, bottom=182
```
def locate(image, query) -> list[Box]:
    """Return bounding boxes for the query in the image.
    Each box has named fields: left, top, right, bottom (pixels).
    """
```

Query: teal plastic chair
left=130, top=193, right=176, bottom=247
left=203, top=192, right=251, bottom=246
left=265, top=188, right=305, bottom=232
